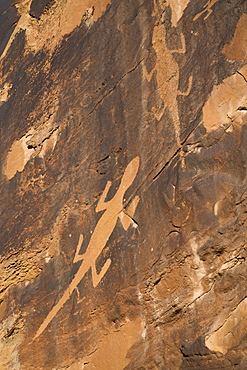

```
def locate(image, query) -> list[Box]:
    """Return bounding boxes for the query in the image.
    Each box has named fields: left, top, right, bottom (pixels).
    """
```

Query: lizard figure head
left=120, top=156, right=140, bottom=191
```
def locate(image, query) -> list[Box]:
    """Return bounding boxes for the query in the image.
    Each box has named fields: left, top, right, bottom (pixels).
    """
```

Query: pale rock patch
left=205, top=297, right=247, bottom=354
left=1, top=0, right=111, bottom=58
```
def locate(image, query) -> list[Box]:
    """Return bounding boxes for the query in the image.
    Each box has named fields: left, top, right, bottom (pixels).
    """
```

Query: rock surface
left=0, top=0, right=247, bottom=369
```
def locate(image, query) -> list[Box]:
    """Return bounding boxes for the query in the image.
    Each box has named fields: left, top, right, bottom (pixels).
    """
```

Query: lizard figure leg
left=73, top=234, right=84, bottom=263
left=96, top=181, right=112, bottom=212
left=92, top=258, right=111, bottom=288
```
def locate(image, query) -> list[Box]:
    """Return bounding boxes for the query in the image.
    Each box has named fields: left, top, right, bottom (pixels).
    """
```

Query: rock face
left=0, top=0, right=247, bottom=369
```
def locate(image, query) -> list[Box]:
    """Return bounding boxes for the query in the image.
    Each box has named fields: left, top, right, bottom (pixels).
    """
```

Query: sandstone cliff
left=0, top=0, right=247, bottom=369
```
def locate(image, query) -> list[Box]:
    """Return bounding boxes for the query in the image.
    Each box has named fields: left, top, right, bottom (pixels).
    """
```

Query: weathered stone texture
left=0, top=0, right=247, bottom=369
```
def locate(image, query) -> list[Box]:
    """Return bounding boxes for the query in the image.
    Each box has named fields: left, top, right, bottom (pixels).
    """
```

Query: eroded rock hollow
left=0, top=0, right=247, bottom=369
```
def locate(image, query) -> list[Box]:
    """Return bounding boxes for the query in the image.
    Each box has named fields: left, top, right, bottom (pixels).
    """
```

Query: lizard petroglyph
left=34, top=156, right=140, bottom=339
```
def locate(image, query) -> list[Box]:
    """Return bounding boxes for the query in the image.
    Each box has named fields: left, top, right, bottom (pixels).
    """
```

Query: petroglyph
left=145, top=6, right=192, bottom=148
left=193, top=0, right=218, bottom=21
left=178, top=75, right=193, bottom=96
left=34, top=157, right=140, bottom=339
left=144, top=24, right=180, bottom=141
